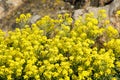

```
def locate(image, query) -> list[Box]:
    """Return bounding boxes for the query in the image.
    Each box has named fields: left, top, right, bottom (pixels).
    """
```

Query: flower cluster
left=116, top=10, right=120, bottom=16
left=16, top=13, right=32, bottom=28
left=0, top=10, right=120, bottom=80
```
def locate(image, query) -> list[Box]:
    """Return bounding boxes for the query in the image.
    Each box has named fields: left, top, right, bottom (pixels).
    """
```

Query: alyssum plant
left=0, top=10, right=120, bottom=80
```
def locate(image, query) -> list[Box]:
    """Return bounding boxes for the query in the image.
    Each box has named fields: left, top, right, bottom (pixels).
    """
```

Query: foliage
left=0, top=10, right=120, bottom=80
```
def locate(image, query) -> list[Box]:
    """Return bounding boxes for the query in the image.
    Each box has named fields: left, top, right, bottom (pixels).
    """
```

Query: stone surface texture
left=0, top=0, right=23, bottom=19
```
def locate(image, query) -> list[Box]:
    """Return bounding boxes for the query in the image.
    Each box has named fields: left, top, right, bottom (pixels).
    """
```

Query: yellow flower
left=98, top=9, right=107, bottom=19
left=87, top=22, right=93, bottom=27
left=105, top=69, right=111, bottom=75
left=82, top=71, right=90, bottom=77
left=94, top=73, right=99, bottom=78
left=55, top=63, right=59, bottom=68
left=66, top=18, right=73, bottom=24
left=78, top=66, right=83, bottom=71
left=35, top=75, right=40, bottom=80
left=102, top=14, right=107, bottom=18
left=24, top=75, right=29, bottom=79
left=104, top=20, right=110, bottom=25
left=69, top=56, right=74, bottom=61
left=74, top=19, right=81, bottom=26
left=92, top=19, right=98, bottom=25
left=106, top=26, right=119, bottom=38
left=99, top=71, right=104, bottom=75
left=7, top=75, right=12, bottom=80
left=32, top=23, right=38, bottom=28
left=57, top=67, right=62, bottom=73
left=27, top=71, right=33, bottom=76
left=65, top=76, right=70, bottom=80
left=26, top=13, right=31, bottom=18
left=53, top=72, right=59, bottom=77
left=111, top=77, right=117, bottom=80
left=0, top=71, right=3, bottom=75
left=43, top=60, right=49, bottom=65
left=16, top=18, right=20, bottom=23
left=116, top=61, right=120, bottom=68
left=59, top=19, right=64, bottom=23
left=44, top=71, right=52, bottom=79
left=58, top=14, right=63, bottom=19
left=58, top=31, right=65, bottom=36
left=80, top=33, right=87, bottom=39
left=85, top=60, right=90, bottom=66
left=87, top=78, right=92, bottom=80
left=20, top=14, right=26, bottom=20
left=116, top=10, right=120, bottom=15
left=99, top=9, right=106, bottom=14
left=64, top=13, right=70, bottom=18
left=69, top=69, right=73, bottom=74
left=85, top=12, right=94, bottom=18
left=59, top=78, right=64, bottom=80
left=16, top=69, right=22, bottom=74
left=70, top=31, right=77, bottom=37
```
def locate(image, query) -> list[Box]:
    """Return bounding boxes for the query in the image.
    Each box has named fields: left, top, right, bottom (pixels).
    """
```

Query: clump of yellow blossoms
left=0, top=10, right=120, bottom=80
left=116, top=10, right=120, bottom=16
left=16, top=13, right=31, bottom=28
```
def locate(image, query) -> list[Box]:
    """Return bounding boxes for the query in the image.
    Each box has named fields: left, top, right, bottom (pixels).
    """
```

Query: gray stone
left=30, top=15, right=41, bottom=24
left=0, top=6, right=4, bottom=19
left=73, top=5, right=110, bottom=20
left=6, top=0, right=23, bottom=6
left=57, top=10, right=69, bottom=14
left=0, top=0, right=23, bottom=19
left=73, top=0, right=120, bottom=20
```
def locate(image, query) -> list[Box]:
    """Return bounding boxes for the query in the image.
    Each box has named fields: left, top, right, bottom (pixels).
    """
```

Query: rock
left=73, top=5, right=110, bottom=20
left=87, top=5, right=109, bottom=18
left=73, top=3, right=120, bottom=32
left=30, top=15, right=41, bottom=24
left=64, top=0, right=113, bottom=8
left=0, top=0, right=23, bottom=19
left=57, top=10, right=69, bottom=14
left=73, top=9, right=86, bottom=20
left=6, top=0, right=23, bottom=6
left=109, top=0, right=120, bottom=16
left=0, top=6, right=4, bottom=19
left=73, top=0, right=120, bottom=20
